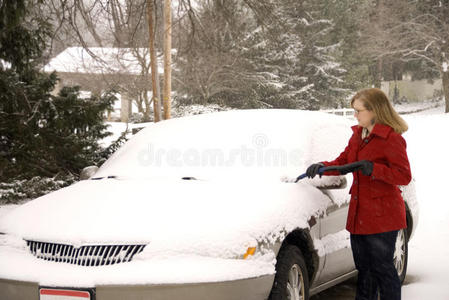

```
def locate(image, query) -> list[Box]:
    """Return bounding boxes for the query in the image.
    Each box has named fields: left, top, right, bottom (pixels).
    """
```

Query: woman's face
left=353, top=98, right=375, bottom=129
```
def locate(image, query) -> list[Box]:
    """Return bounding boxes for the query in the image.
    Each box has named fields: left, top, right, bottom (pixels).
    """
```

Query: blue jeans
left=350, top=230, right=400, bottom=300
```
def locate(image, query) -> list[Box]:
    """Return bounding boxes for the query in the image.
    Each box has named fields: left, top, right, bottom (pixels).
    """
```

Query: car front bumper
left=0, top=240, right=276, bottom=299
left=0, top=274, right=274, bottom=300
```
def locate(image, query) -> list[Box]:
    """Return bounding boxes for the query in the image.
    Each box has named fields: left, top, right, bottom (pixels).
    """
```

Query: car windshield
left=94, top=110, right=350, bottom=180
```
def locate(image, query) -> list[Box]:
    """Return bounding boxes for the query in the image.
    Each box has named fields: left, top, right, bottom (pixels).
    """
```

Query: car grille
left=26, top=240, right=146, bottom=266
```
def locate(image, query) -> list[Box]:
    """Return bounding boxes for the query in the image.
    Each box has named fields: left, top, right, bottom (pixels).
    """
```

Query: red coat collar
left=351, top=123, right=393, bottom=139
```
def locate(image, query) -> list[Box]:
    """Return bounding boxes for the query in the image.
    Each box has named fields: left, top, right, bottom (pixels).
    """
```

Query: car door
left=315, top=197, right=355, bottom=284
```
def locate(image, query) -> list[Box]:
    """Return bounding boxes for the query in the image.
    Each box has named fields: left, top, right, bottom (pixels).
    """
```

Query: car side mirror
left=80, top=166, right=99, bottom=180
left=317, top=176, right=347, bottom=189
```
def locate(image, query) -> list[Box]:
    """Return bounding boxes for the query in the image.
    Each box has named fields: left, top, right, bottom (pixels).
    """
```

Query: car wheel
left=394, top=228, right=408, bottom=284
left=269, top=244, right=310, bottom=300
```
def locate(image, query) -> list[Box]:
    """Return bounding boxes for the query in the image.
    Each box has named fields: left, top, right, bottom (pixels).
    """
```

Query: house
left=43, top=47, right=164, bottom=122
left=381, top=74, right=443, bottom=103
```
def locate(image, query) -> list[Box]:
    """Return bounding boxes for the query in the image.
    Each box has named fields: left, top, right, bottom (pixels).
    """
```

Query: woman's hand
left=338, top=160, right=373, bottom=176
left=357, top=160, right=373, bottom=176
left=306, top=163, right=325, bottom=178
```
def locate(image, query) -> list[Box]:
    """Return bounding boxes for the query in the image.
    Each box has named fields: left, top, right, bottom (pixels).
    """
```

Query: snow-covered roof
left=43, top=47, right=164, bottom=75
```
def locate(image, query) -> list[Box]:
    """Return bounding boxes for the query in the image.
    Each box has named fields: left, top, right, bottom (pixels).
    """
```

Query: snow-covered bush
left=0, top=175, right=76, bottom=204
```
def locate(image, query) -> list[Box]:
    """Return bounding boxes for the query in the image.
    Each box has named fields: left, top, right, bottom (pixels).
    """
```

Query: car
left=0, top=109, right=418, bottom=300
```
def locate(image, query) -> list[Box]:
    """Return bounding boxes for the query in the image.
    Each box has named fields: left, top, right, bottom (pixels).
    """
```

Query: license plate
left=39, top=288, right=91, bottom=300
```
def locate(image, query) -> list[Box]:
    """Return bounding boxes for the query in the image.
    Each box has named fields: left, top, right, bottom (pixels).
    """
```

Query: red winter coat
left=322, top=123, right=412, bottom=235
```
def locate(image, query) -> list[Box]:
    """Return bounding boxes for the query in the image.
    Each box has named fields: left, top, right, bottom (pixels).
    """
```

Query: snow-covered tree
left=357, top=0, right=449, bottom=111
left=320, top=0, right=374, bottom=91
left=402, top=0, right=449, bottom=112
left=262, top=0, right=347, bottom=109
left=174, top=0, right=262, bottom=108
left=176, top=0, right=347, bottom=109
left=0, top=0, right=118, bottom=183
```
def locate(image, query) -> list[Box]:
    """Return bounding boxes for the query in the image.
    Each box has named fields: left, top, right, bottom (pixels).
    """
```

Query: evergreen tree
left=176, top=0, right=347, bottom=109
left=320, top=0, right=373, bottom=92
left=0, top=0, right=118, bottom=184
left=243, top=0, right=347, bottom=109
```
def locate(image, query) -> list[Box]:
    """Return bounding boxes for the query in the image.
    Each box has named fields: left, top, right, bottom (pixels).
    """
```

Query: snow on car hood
left=0, top=177, right=332, bottom=258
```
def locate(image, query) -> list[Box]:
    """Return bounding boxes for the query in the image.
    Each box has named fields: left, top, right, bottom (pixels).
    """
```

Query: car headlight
left=240, top=240, right=282, bottom=260
left=243, top=247, right=257, bottom=259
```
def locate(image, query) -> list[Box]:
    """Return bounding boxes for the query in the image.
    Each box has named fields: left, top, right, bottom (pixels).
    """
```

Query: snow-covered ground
left=400, top=105, right=449, bottom=299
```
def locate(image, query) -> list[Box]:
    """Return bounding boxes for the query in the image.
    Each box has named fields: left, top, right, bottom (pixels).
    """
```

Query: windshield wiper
left=90, top=175, right=118, bottom=180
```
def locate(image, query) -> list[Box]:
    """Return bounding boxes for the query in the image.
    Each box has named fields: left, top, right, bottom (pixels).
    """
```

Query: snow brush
left=293, top=161, right=370, bottom=183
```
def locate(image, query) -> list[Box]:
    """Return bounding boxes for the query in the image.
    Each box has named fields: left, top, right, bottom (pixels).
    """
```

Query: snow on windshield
left=95, top=109, right=352, bottom=181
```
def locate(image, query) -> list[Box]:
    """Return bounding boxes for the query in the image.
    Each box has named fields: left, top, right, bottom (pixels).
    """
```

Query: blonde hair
left=351, top=88, right=408, bottom=134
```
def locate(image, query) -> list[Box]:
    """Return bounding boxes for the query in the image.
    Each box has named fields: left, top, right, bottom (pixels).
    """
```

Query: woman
left=306, top=88, right=411, bottom=300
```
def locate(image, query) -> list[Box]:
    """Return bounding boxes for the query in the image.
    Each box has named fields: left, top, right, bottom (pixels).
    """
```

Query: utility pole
left=147, top=0, right=161, bottom=122
left=163, top=0, right=172, bottom=119
left=375, top=0, right=384, bottom=88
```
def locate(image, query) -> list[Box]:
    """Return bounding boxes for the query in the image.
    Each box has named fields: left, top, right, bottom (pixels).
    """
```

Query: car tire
left=395, top=228, right=408, bottom=284
left=269, top=244, right=310, bottom=300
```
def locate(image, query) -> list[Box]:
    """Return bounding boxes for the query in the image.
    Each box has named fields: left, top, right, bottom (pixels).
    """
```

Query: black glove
left=357, top=160, right=373, bottom=176
left=338, top=160, right=373, bottom=176
left=306, top=163, right=325, bottom=178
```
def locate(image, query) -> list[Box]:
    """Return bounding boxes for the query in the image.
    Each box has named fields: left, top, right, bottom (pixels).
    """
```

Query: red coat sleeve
left=370, top=133, right=411, bottom=185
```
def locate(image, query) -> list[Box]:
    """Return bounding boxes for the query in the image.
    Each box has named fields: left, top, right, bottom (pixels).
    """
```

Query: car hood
left=0, top=178, right=332, bottom=258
